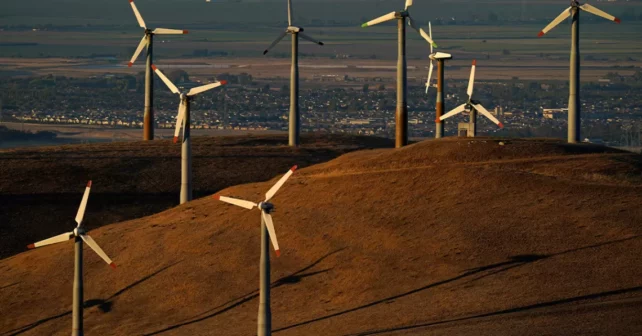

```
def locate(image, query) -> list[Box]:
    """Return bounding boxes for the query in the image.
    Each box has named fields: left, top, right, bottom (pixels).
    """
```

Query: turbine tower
left=27, top=181, right=116, bottom=336
left=214, top=166, right=297, bottom=336
left=439, top=60, right=503, bottom=137
left=538, top=0, right=620, bottom=143
left=423, top=22, right=452, bottom=139
left=128, top=0, right=188, bottom=141
left=361, top=0, right=437, bottom=148
left=263, top=0, right=324, bottom=147
left=152, top=65, right=227, bottom=204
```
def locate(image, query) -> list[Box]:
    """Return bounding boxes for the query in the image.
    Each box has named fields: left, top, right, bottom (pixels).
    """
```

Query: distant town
left=1, top=69, right=641, bottom=146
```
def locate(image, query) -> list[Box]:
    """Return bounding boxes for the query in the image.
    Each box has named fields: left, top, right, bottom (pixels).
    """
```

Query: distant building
left=543, top=108, right=568, bottom=119
left=583, top=138, right=604, bottom=145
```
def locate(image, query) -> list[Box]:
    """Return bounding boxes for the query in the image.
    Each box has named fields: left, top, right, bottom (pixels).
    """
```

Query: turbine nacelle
left=396, top=11, right=409, bottom=18
left=430, top=52, right=452, bottom=61
left=152, top=64, right=226, bottom=144
left=26, top=181, right=117, bottom=269
left=538, top=1, right=620, bottom=37
left=214, top=166, right=297, bottom=258
left=287, top=26, right=303, bottom=33
left=73, top=227, right=86, bottom=237
left=439, top=60, right=504, bottom=129
left=259, top=202, right=275, bottom=214
left=128, top=1, right=188, bottom=67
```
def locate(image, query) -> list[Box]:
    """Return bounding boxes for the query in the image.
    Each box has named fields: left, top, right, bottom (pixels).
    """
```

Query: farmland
left=1, top=0, right=641, bottom=81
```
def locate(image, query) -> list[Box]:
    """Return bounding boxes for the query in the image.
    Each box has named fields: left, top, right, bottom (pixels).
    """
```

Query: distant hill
left=2, top=137, right=641, bottom=336
left=0, top=125, right=57, bottom=142
left=0, top=134, right=393, bottom=259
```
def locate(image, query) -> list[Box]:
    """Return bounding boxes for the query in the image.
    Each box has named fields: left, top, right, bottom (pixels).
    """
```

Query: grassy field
left=2, top=137, right=641, bottom=335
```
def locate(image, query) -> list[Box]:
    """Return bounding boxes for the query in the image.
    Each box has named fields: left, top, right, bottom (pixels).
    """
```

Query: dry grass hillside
left=0, top=134, right=393, bottom=259
left=1, top=138, right=641, bottom=336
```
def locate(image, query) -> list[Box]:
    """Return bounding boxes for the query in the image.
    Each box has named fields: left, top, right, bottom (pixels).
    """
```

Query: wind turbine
left=361, top=0, right=437, bottom=148
left=425, top=22, right=436, bottom=94
left=422, top=22, right=452, bottom=139
left=152, top=65, right=226, bottom=204
left=263, top=0, right=324, bottom=147
left=128, top=0, right=188, bottom=141
left=27, top=181, right=116, bottom=336
left=214, top=166, right=297, bottom=336
left=538, top=0, right=620, bottom=143
left=439, top=60, right=503, bottom=137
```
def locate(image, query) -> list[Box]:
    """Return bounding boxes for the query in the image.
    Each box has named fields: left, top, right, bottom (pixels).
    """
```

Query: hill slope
left=0, top=134, right=393, bottom=259
left=1, top=138, right=642, bottom=336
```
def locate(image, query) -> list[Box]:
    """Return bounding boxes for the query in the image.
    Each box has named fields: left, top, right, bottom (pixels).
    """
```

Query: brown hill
left=1, top=138, right=642, bottom=336
left=0, top=134, right=393, bottom=260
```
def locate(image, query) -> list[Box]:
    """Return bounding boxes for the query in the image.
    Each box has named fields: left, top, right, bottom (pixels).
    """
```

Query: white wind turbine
left=422, top=22, right=452, bottom=139
left=128, top=0, right=188, bottom=141
left=152, top=64, right=226, bottom=205
left=425, top=22, right=435, bottom=94
left=214, top=166, right=297, bottom=336
left=361, top=0, right=437, bottom=148
left=538, top=0, right=621, bottom=143
left=27, top=181, right=116, bottom=336
left=263, top=0, right=324, bottom=147
left=440, top=60, right=504, bottom=137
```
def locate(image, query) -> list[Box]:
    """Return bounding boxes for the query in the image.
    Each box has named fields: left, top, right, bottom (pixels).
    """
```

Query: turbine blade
left=287, top=0, right=293, bottom=26
left=129, top=35, right=147, bottom=67
left=80, top=234, right=116, bottom=269
left=467, top=60, right=476, bottom=99
left=263, top=32, right=288, bottom=55
left=75, top=181, right=92, bottom=226
left=262, top=211, right=280, bottom=257
left=405, top=0, right=413, bottom=10
left=265, top=165, right=297, bottom=202
left=429, top=21, right=433, bottom=53
left=214, top=195, right=257, bottom=210
left=151, top=65, right=180, bottom=94
left=440, top=104, right=468, bottom=121
left=425, top=61, right=434, bottom=94
left=408, top=16, right=437, bottom=48
left=473, top=103, right=504, bottom=128
left=361, top=12, right=397, bottom=27
left=580, top=4, right=621, bottom=23
left=152, top=28, right=189, bottom=35
left=187, top=80, right=227, bottom=96
left=538, top=7, right=571, bottom=36
left=27, top=232, right=73, bottom=249
left=129, top=0, right=146, bottom=29
left=298, top=32, right=324, bottom=46
left=173, top=100, right=186, bottom=144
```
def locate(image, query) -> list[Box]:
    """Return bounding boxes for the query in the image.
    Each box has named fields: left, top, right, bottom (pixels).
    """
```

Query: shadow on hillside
left=272, top=235, right=640, bottom=334
left=4, top=261, right=181, bottom=336
left=142, top=248, right=346, bottom=336
left=346, top=286, right=642, bottom=336
left=0, top=282, right=19, bottom=290
left=1, top=192, right=217, bottom=260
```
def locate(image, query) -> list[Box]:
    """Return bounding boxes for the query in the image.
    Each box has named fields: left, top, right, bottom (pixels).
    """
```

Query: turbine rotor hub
left=259, top=202, right=275, bottom=213
left=73, top=227, right=85, bottom=236
left=396, top=11, right=408, bottom=19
